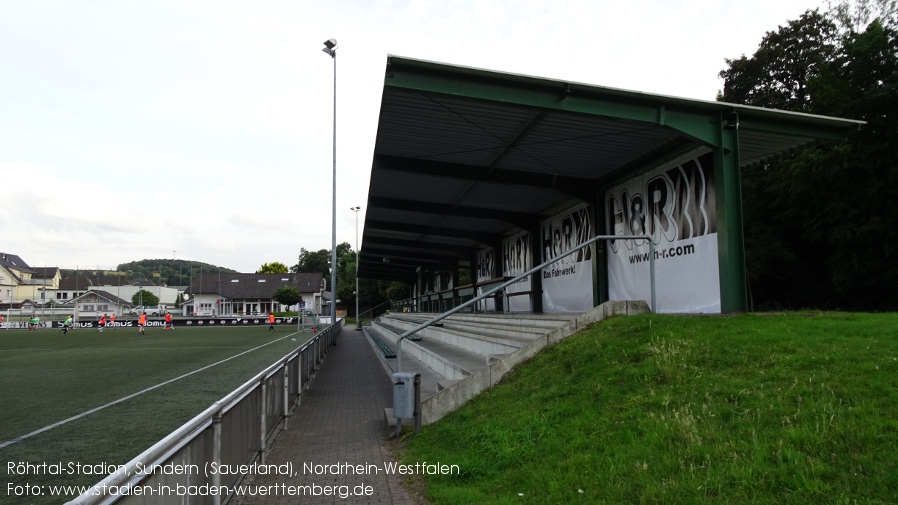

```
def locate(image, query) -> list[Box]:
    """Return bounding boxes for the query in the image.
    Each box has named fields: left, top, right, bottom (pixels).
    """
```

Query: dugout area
left=359, top=56, right=863, bottom=313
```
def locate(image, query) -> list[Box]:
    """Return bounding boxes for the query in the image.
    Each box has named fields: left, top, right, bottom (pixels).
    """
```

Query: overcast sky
left=0, top=0, right=824, bottom=273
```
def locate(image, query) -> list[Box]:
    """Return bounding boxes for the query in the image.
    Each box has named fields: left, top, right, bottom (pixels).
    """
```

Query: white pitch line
left=0, top=332, right=301, bottom=449
left=1, top=346, right=251, bottom=353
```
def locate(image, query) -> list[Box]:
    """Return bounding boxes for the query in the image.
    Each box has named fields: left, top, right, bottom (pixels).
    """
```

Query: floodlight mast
left=351, top=206, right=361, bottom=330
left=323, top=38, right=337, bottom=327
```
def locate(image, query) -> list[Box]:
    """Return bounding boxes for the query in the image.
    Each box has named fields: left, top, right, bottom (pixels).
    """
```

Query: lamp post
left=351, top=206, right=361, bottom=330
left=322, top=38, right=337, bottom=327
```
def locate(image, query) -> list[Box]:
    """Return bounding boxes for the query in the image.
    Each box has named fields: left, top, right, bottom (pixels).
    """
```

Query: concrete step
left=369, top=322, right=488, bottom=381
left=382, top=314, right=547, bottom=341
left=389, top=312, right=580, bottom=332
left=377, top=317, right=524, bottom=358
left=363, top=327, right=441, bottom=399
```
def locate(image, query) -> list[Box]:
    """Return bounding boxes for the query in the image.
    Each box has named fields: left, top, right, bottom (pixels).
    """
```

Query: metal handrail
left=356, top=299, right=392, bottom=326
left=396, top=235, right=655, bottom=372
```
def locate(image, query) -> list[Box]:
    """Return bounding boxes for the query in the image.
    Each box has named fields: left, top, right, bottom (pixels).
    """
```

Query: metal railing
left=356, top=300, right=392, bottom=328
left=396, top=235, right=655, bottom=372
left=68, top=319, right=343, bottom=505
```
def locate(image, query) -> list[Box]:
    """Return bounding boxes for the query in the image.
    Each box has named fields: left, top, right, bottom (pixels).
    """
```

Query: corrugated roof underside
left=500, top=113, right=669, bottom=174
left=376, top=89, right=533, bottom=166
left=740, top=131, right=817, bottom=167
left=369, top=170, right=471, bottom=204
left=366, top=208, right=510, bottom=234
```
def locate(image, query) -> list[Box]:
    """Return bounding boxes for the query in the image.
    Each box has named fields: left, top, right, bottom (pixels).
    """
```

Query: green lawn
left=400, top=312, right=898, bottom=505
left=0, top=325, right=314, bottom=505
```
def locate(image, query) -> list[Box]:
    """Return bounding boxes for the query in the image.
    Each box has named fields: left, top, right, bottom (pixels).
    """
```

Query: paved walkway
left=231, top=328, right=420, bottom=505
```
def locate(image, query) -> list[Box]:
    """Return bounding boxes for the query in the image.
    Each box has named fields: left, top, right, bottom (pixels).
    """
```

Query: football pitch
left=0, top=324, right=317, bottom=504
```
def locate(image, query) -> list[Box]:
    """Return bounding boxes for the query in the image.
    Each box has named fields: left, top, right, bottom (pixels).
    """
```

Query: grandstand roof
left=358, top=56, right=863, bottom=282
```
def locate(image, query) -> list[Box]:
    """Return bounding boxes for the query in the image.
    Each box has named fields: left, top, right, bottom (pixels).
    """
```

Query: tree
left=718, top=9, right=838, bottom=112
left=826, top=0, right=898, bottom=33
left=719, top=5, right=898, bottom=309
left=256, top=262, right=289, bottom=274
left=291, top=248, right=331, bottom=277
left=336, top=246, right=358, bottom=313
left=272, top=286, right=303, bottom=310
left=381, top=280, right=411, bottom=302
left=132, top=290, right=159, bottom=307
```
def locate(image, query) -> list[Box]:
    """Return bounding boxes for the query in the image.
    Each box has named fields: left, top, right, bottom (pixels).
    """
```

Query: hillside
left=400, top=312, right=898, bottom=504
left=60, top=259, right=238, bottom=287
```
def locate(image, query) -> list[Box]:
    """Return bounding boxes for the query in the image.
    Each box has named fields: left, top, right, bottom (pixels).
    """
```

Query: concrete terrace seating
left=363, top=300, right=651, bottom=425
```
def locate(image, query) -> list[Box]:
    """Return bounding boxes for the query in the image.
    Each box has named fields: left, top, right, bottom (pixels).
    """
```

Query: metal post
left=296, top=350, right=305, bottom=407
left=322, top=39, right=338, bottom=332
left=283, top=364, right=289, bottom=430
left=649, top=241, right=657, bottom=313
left=413, top=373, right=421, bottom=434
left=211, top=408, right=222, bottom=505
left=351, top=206, right=361, bottom=330
left=259, top=379, right=267, bottom=464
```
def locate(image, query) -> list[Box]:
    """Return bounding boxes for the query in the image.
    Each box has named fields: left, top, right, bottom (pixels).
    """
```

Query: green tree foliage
left=719, top=9, right=838, bottom=111
left=114, top=259, right=237, bottom=286
left=272, top=286, right=303, bottom=309
left=256, top=262, right=289, bottom=274
left=291, top=248, right=331, bottom=278
left=336, top=248, right=357, bottom=312
left=826, top=0, right=898, bottom=33
left=131, top=290, right=159, bottom=307
left=719, top=5, right=898, bottom=309
left=381, top=280, right=411, bottom=302
left=289, top=242, right=409, bottom=313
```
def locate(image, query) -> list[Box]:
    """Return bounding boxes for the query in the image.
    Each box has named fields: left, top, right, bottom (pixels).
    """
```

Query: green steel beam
left=373, top=154, right=598, bottom=201
left=714, top=112, right=748, bottom=313
left=368, top=196, right=539, bottom=230
left=363, top=237, right=473, bottom=258
left=365, top=219, right=495, bottom=244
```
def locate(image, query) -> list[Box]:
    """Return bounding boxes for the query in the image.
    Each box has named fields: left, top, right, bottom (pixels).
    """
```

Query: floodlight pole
left=323, top=38, right=338, bottom=329
left=351, top=206, right=361, bottom=330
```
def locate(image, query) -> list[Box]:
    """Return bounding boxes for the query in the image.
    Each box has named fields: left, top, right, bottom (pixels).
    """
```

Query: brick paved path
left=231, top=328, right=418, bottom=505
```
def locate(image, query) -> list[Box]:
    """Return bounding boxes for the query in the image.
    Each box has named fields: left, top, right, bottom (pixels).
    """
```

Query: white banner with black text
left=606, top=150, right=721, bottom=313
left=475, top=247, right=496, bottom=312
left=502, top=231, right=532, bottom=313
left=541, top=204, right=595, bottom=313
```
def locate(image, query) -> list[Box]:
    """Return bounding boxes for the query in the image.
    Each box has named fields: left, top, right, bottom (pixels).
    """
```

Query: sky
left=0, top=0, right=825, bottom=273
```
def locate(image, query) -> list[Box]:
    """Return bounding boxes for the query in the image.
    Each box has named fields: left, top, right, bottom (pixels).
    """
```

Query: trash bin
left=392, top=372, right=415, bottom=419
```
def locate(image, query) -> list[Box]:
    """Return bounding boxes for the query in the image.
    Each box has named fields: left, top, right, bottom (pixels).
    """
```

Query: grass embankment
left=401, top=313, right=898, bottom=504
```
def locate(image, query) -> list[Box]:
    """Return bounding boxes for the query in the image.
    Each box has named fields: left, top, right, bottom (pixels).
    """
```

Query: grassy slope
left=0, top=326, right=312, bottom=505
left=401, top=313, right=898, bottom=505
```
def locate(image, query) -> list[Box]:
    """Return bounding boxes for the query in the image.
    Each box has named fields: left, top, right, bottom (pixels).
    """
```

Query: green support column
left=529, top=223, right=544, bottom=314
left=714, top=113, right=749, bottom=313
left=416, top=268, right=424, bottom=313
left=593, top=195, right=609, bottom=307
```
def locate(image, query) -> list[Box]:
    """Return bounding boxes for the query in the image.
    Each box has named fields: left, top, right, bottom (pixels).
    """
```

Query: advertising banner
left=475, top=247, right=496, bottom=312
left=502, top=231, right=532, bottom=312
left=52, top=317, right=304, bottom=329
left=541, top=204, right=595, bottom=313
left=606, top=150, right=721, bottom=313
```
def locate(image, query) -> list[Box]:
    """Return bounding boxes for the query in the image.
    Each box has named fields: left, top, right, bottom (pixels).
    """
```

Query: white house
left=184, top=272, right=325, bottom=317
left=68, top=290, right=133, bottom=320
